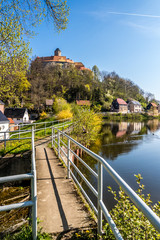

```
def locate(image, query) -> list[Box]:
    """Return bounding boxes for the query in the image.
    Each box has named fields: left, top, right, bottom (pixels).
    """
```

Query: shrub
left=103, top=174, right=160, bottom=239
left=72, top=108, right=102, bottom=147
left=40, top=111, right=47, bottom=119
left=53, top=97, right=71, bottom=114
left=56, top=109, right=73, bottom=120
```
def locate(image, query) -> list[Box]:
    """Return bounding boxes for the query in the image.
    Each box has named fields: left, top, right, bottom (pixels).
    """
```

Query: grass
left=0, top=118, right=72, bottom=157
left=103, top=112, right=160, bottom=121
left=3, top=221, right=52, bottom=240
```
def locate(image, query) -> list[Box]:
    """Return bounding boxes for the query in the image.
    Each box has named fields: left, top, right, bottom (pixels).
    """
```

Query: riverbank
left=102, top=112, right=160, bottom=121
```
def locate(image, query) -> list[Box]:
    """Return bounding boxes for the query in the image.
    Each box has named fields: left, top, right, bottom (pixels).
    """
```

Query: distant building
left=36, top=48, right=91, bottom=71
left=8, top=118, right=17, bottom=131
left=111, top=98, right=128, bottom=113
left=146, top=102, right=157, bottom=110
left=76, top=100, right=91, bottom=106
left=4, top=108, right=29, bottom=124
left=128, top=100, right=142, bottom=113
left=0, top=110, right=9, bottom=140
left=146, top=102, right=158, bottom=116
left=0, top=100, right=5, bottom=114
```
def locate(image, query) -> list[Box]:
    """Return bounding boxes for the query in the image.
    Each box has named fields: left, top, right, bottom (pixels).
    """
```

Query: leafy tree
left=72, top=108, right=102, bottom=147
left=0, top=14, right=30, bottom=104
left=52, top=97, right=71, bottom=114
left=1, top=0, right=69, bottom=35
left=92, top=65, right=101, bottom=82
left=0, top=0, right=69, bottom=105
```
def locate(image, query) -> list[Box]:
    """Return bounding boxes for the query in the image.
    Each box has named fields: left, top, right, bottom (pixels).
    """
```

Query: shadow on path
left=44, top=148, right=69, bottom=231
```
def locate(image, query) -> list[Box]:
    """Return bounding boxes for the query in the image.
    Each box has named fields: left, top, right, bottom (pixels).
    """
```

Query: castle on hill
left=36, top=48, right=91, bottom=71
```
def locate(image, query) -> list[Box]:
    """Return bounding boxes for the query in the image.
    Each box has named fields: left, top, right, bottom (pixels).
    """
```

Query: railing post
left=4, top=132, right=6, bottom=150
left=51, top=127, right=53, bottom=148
left=67, top=138, right=70, bottom=179
left=62, top=126, right=64, bottom=140
left=44, top=122, right=46, bottom=135
left=58, top=130, right=60, bottom=158
left=31, top=126, right=37, bottom=240
left=98, top=162, right=103, bottom=235
left=19, top=125, right=20, bottom=140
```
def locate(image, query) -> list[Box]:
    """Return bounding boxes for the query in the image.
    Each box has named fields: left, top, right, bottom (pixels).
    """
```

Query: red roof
left=8, top=118, right=15, bottom=124
left=151, top=102, right=157, bottom=107
left=117, top=98, right=127, bottom=105
left=76, top=100, right=91, bottom=106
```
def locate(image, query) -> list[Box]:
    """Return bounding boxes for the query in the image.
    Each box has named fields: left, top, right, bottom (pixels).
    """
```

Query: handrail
left=0, top=119, right=72, bottom=240
left=51, top=126, right=160, bottom=239
left=0, top=128, right=37, bottom=240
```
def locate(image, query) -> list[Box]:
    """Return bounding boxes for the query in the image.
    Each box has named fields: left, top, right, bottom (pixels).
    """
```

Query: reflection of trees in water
left=100, top=122, right=145, bottom=160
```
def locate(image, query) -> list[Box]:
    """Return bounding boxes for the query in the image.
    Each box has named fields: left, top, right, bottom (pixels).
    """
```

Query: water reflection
left=76, top=120, right=160, bottom=211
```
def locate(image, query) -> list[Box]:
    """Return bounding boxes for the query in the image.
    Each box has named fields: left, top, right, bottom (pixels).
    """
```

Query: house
left=0, top=110, right=9, bottom=140
left=147, top=102, right=157, bottom=110
left=146, top=102, right=158, bottom=115
left=0, top=100, right=5, bottom=114
left=8, top=118, right=17, bottom=131
left=76, top=100, right=91, bottom=106
left=128, top=100, right=142, bottom=113
left=46, top=99, right=54, bottom=111
left=4, top=108, right=29, bottom=124
left=111, top=98, right=128, bottom=113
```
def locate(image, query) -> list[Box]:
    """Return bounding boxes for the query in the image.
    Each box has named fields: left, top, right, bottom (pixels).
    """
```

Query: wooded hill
left=1, top=59, right=158, bottom=111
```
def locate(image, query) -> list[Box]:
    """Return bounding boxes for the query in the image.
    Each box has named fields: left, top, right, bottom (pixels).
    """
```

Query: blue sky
left=30, top=0, right=160, bottom=100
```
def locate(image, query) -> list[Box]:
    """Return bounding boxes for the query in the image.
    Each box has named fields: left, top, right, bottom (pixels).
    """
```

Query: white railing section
left=0, top=119, right=72, bottom=149
left=51, top=126, right=160, bottom=240
left=0, top=127, right=37, bottom=240
left=0, top=120, right=72, bottom=240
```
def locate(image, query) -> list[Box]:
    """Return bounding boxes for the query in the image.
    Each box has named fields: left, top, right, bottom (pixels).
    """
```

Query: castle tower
left=54, top=48, right=61, bottom=56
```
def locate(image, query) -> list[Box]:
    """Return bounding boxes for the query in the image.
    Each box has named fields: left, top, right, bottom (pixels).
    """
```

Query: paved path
left=35, top=138, right=94, bottom=234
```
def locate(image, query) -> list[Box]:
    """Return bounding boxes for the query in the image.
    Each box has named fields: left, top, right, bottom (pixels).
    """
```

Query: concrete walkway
left=35, top=138, right=94, bottom=234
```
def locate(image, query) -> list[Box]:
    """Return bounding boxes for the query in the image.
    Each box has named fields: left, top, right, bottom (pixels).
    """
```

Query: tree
left=0, top=0, right=69, bottom=104
left=72, top=108, right=102, bottom=147
left=92, top=65, right=101, bottom=82
left=0, top=15, right=30, bottom=104
left=0, top=0, right=69, bottom=36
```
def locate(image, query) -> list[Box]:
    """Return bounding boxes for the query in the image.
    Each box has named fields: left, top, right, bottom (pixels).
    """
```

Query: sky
left=29, top=0, right=160, bottom=100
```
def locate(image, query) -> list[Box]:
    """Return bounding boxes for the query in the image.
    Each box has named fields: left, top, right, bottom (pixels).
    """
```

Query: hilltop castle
left=36, top=48, right=90, bottom=71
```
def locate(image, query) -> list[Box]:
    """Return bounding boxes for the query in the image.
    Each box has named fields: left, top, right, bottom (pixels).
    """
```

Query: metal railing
left=0, top=120, right=72, bottom=240
left=0, top=127, right=37, bottom=240
left=0, top=119, right=72, bottom=149
left=51, top=126, right=160, bottom=239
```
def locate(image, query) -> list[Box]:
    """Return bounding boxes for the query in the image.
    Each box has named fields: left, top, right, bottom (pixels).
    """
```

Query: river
left=76, top=119, right=160, bottom=211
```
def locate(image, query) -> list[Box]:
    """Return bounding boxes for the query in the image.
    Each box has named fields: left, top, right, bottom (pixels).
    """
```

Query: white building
left=0, top=110, right=9, bottom=140
left=128, top=100, right=142, bottom=113
left=4, top=108, right=29, bottom=124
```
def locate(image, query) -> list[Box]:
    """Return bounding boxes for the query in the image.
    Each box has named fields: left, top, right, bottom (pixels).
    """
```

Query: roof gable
left=129, top=100, right=141, bottom=106
left=76, top=100, right=91, bottom=106
left=4, top=108, right=27, bottom=118
left=116, top=98, right=127, bottom=105
left=0, top=110, right=9, bottom=122
left=151, top=102, right=157, bottom=107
